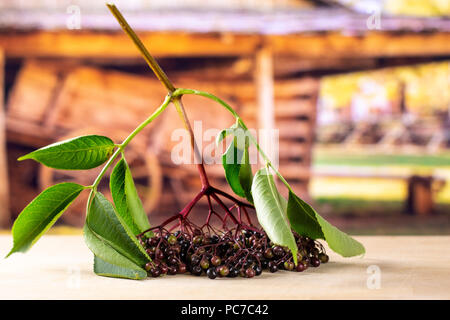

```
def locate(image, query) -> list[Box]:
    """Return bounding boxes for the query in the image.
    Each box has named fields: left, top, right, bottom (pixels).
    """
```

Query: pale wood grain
left=0, top=235, right=449, bottom=300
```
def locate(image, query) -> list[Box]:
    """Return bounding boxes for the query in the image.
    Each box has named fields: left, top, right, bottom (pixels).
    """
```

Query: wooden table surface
left=0, top=235, right=448, bottom=300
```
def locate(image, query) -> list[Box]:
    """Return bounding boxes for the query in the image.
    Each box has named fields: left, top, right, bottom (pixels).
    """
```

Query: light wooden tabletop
left=0, top=235, right=448, bottom=300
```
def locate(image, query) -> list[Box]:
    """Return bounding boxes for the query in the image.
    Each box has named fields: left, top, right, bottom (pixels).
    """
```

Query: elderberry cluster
left=139, top=228, right=328, bottom=279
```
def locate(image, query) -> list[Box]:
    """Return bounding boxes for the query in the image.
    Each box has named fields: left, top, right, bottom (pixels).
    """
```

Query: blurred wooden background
left=0, top=0, right=449, bottom=227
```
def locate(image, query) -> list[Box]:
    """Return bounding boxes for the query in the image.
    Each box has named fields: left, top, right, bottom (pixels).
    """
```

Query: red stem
left=210, top=193, right=240, bottom=225
left=210, top=187, right=253, bottom=208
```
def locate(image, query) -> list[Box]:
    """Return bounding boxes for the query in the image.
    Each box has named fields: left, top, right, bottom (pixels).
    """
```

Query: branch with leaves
left=5, top=4, right=364, bottom=280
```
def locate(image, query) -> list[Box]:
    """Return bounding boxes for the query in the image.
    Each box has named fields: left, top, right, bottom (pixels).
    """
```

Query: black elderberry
left=148, top=237, right=159, bottom=247
left=155, top=250, right=164, bottom=260
left=296, top=263, right=306, bottom=272
left=207, top=267, right=217, bottom=279
left=178, top=263, right=187, bottom=274
left=191, top=265, right=202, bottom=276
left=261, top=260, right=269, bottom=269
left=168, top=266, right=178, bottom=275
left=150, top=267, right=161, bottom=278
left=253, top=265, right=262, bottom=276
left=180, top=241, right=190, bottom=250
left=137, top=225, right=327, bottom=280
left=165, top=248, right=175, bottom=256
left=245, top=267, right=255, bottom=278
left=269, top=262, right=278, bottom=273
left=168, top=256, right=178, bottom=266
left=264, top=248, right=274, bottom=259
left=160, top=264, right=168, bottom=275
left=190, top=254, right=200, bottom=265
left=180, top=251, right=186, bottom=260
left=310, top=257, right=321, bottom=268
left=227, top=267, right=239, bottom=278
left=211, top=235, right=219, bottom=244
left=272, top=246, right=284, bottom=257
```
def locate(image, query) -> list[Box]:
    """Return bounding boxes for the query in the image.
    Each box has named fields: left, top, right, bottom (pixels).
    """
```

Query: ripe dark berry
left=165, top=248, right=175, bottom=256
left=148, top=237, right=159, bottom=247
left=155, top=250, right=164, bottom=260
left=191, top=265, right=202, bottom=276
left=272, top=246, right=284, bottom=257
left=310, top=257, right=321, bottom=267
left=245, top=268, right=256, bottom=278
left=190, top=254, right=200, bottom=265
left=210, top=235, right=219, bottom=243
left=269, top=263, right=278, bottom=273
left=178, top=263, right=187, bottom=274
left=253, top=265, right=262, bottom=276
left=168, top=256, right=178, bottom=266
left=181, top=241, right=190, bottom=250
left=228, top=267, right=239, bottom=278
left=159, top=264, right=168, bottom=275
left=150, top=267, right=161, bottom=278
left=167, top=266, right=177, bottom=275
left=139, top=224, right=326, bottom=279
left=296, top=263, right=306, bottom=272
left=261, top=260, right=269, bottom=269
left=207, top=268, right=217, bottom=279
left=211, top=255, right=221, bottom=266
left=180, top=251, right=186, bottom=260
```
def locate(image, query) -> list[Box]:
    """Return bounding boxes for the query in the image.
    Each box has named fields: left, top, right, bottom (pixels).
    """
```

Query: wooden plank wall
left=0, top=49, right=10, bottom=228
left=6, top=62, right=318, bottom=225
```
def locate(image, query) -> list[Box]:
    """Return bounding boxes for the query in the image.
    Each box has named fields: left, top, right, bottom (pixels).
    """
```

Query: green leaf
left=287, top=191, right=365, bottom=257
left=86, top=192, right=150, bottom=267
left=221, top=128, right=253, bottom=203
left=223, top=138, right=246, bottom=198
left=83, top=224, right=147, bottom=280
left=215, top=124, right=238, bottom=147
left=239, top=143, right=253, bottom=204
left=251, top=167, right=298, bottom=264
left=94, top=256, right=147, bottom=280
left=287, top=191, right=324, bottom=240
left=6, top=183, right=84, bottom=257
left=18, top=135, right=115, bottom=170
left=110, top=158, right=151, bottom=236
